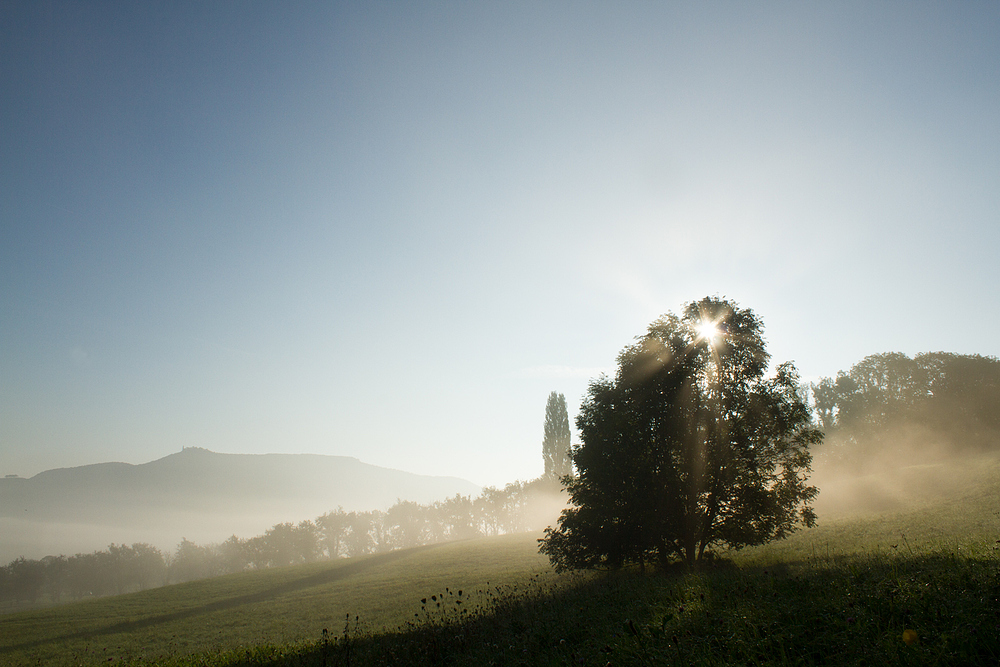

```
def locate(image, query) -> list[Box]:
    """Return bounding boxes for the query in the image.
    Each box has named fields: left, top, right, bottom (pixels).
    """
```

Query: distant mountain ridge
left=0, top=448, right=480, bottom=561
left=1, top=448, right=481, bottom=521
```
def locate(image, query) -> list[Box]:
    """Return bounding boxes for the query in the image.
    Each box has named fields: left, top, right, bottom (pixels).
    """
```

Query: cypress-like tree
left=542, top=391, right=572, bottom=479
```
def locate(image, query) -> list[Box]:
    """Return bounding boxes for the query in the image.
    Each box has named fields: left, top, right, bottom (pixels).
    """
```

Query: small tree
left=539, top=297, right=819, bottom=570
left=542, top=391, right=573, bottom=479
left=316, top=509, right=349, bottom=559
left=386, top=500, right=429, bottom=549
left=345, top=511, right=376, bottom=558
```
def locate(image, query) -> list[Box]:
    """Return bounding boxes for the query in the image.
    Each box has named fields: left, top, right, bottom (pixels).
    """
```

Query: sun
left=695, top=320, right=722, bottom=345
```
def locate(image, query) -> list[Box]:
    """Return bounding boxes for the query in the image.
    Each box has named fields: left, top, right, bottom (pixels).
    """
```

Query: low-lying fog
left=810, top=428, right=995, bottom=519
left=5, top=401, right=997, bottom=566
left=0, top=512, right=292, bottom=566
left=0, top=448, right=487, bottom=563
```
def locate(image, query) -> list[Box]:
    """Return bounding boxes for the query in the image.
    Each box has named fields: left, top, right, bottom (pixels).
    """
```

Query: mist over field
left=810, top=449, right=987, bottom=519
left=0, top=448, right=481, bottom=563
left=806, top=352, right=1000, bottom=519
left=4, top=422, right=987, bottom=567
left=5, top=350, right=997, bottom=568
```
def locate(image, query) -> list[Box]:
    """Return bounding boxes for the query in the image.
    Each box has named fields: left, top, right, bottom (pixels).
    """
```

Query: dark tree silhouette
left=540, top=297, right=820, bottom=570
left=542, top=391, right=573, bottom=479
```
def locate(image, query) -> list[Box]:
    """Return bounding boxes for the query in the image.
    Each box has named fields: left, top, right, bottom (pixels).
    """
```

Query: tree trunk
left=683, top=533, right=697, bottom=568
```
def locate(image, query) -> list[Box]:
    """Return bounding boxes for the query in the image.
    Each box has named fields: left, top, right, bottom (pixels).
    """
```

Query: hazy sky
left=3, top=2, right=999, bottom=488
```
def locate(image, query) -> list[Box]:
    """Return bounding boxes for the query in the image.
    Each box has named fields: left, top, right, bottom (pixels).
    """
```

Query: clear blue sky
left=3, top=2, right=998, bottom=488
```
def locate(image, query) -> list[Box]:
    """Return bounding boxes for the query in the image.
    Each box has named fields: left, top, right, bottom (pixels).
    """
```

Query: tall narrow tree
left=542, top=391, right=572, bottom=479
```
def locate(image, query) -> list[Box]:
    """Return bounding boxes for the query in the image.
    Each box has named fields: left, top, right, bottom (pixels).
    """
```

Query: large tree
left=542, top=391, right=573, bottom=479
left=539, top=297, right=820, bottom=570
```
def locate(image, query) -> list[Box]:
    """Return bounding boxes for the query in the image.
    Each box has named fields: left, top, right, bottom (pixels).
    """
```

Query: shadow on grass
left=249, top=551, right=1000, bottom=666
left=0, top=543, right=445, bottom=656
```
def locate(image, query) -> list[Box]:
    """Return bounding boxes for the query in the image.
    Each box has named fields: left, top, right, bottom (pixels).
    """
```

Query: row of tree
left=0, top=543, right=168, bottom=606
left=810, top=351, right=1000, bottom=469
left=1, top=479, right=564, bottom=611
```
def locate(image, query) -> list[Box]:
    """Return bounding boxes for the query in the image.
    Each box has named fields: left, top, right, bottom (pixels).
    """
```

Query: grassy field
left=3, top=455, right=1000, bottom=666
left=0, top=533, right=561, bottom=666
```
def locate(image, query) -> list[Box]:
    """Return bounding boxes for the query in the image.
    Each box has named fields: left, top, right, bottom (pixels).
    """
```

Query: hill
left=0, top=448, right=480, bottom=562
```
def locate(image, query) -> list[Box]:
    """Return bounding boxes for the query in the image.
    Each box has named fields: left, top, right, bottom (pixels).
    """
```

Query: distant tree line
left=810, top=351, right=1000, bottom=471
left=0, top=543, right=167, bottom=608
left=0, top=478, right=563, bottom=612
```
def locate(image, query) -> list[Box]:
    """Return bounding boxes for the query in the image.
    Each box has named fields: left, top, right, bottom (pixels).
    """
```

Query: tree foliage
left=539, top=297, right=820, bottom=570
left=542, top=391, right=573, bottom=479
left=811, top=351, right=1000, bottom=469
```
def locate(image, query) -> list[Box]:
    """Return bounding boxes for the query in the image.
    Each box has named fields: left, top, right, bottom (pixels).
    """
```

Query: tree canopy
left=539, top=297, right=820, bottom=570
left=542, top=391, right=573, bottom=479
left=811, top=351, right=1000, bottom=470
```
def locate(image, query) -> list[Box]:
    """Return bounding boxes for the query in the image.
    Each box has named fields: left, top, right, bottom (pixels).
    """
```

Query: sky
left=2, top=2, right=999, bottom=489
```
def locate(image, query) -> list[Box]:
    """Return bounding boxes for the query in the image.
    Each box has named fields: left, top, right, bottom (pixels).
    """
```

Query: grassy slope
left=742, top=454, right=1000, bottom=565
left=0, top=534, right=557, bottom=666
left=3, top=454, right=1000, bottom=666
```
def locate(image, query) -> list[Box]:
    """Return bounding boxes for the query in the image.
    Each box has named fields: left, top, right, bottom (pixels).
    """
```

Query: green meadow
left=0, top=534, right=557, bottom=666
left=3, top=455, right=1000, bottom=666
